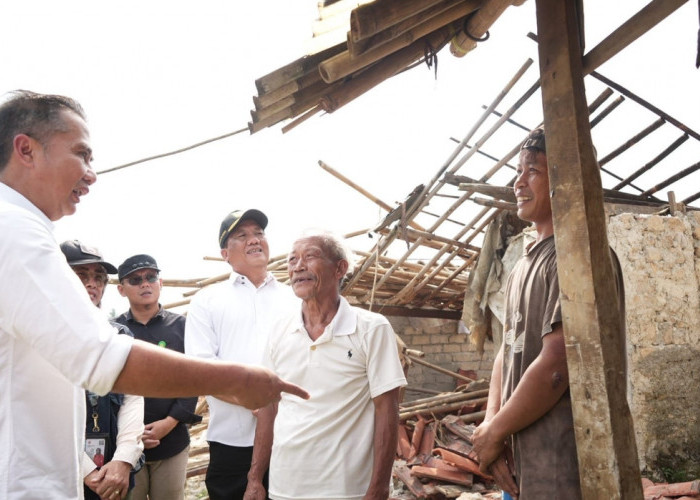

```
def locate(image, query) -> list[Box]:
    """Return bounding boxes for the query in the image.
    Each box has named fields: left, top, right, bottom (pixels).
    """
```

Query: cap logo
left=219, top=210, right=244, bottom=247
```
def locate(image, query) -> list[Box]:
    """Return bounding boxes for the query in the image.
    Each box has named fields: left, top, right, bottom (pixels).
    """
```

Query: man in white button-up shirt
left=185, top=209, right=299, bottom=499
left=0, top=91, right=308, bottom=500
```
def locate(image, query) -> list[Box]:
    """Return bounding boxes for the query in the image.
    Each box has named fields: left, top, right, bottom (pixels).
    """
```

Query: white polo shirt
left=264, top=297, right=407, bottom=500
left=185, top=272, right=299, bottom=446
left=0, top=183, right=132, bottom=499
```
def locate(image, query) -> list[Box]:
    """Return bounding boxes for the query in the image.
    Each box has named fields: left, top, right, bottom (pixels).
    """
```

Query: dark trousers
left=206, top=442, right=268, bottom=500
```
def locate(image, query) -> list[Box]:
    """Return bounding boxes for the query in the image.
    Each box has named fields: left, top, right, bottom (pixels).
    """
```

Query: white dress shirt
left=0, top=183, right=132, bottom=499
left=185, top=271, right=299, bottom=446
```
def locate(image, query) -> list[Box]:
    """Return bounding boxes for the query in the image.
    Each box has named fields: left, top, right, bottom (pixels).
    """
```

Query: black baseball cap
left=118, top=254, right=160, bottom=281
left=521, top=127, right=546, bottom=153
left=218, top=209, right=268, bottom=248
left=60, top=240, right=118, bottom=274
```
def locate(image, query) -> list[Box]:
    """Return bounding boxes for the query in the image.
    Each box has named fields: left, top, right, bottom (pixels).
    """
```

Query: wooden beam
left=352, top=303, right=461, bottom=319
left=535, top=1, right=643, bottom=499
left=582, top=0, right=688, bottom=75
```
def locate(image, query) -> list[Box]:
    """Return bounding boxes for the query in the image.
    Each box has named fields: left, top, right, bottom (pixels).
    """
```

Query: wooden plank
left=582, top=0, right=688, bottom=75
left=535, top=0, right=643, bottom=498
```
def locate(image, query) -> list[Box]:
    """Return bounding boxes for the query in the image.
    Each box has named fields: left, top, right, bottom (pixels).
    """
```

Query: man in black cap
left=115, top=255, right=201, bottom=500
left=185, top=209, right=299, bottom=499
left=60, top=240, right=145, bottom=500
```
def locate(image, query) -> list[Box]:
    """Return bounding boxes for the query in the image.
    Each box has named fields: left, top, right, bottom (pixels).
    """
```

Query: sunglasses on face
left=125, top=273, right=159, bottom=286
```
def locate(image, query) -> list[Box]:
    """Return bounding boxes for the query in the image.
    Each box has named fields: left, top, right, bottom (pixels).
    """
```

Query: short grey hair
left=0, top=90, right=87, bottom=171
left=295, top=229, right=355, bottom=277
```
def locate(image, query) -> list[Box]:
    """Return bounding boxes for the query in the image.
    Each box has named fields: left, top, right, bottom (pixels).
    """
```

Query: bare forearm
left=490, top=330, right=569, bottom=439
left=365, top=389, right=400, bottom=499
left=112, top=341, right=309, bottom=410
left=248, top=404, right=276, bottom=482
left=113, top=341, right=248, bottom=397
left=484, top=346, right=504, bottom=422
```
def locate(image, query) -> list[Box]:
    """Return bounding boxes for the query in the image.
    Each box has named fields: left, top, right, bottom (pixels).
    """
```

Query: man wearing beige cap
left=186, top=209, right=299, bottom=499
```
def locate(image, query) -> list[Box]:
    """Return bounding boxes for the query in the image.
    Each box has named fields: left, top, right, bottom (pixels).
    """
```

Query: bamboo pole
left=399, top=210, right=497, bottom=304
left=641, top=160, right=700, bottom=197
left=320, top=1, right=481, bottom=83
left=458, top=183, right=516, bottom=202
left=253, top=69, right=323, bottom=111
left=400, top=389, right=489, bottom=412
left=450, top=0, right=518, bottom=58
left=318, top=160, right=426, bottom=231
left=614, top=134, right=689, bottom=190
left=599, top=118, right=666, bottom=168
left=254, top=43, right=345, bottom=95
left=581, top=0, right=688, bottom=75
left=350, top=0, right=451, bottom=41
left=407, top=354, right=477, bottom=382
left=471, top=197, right=516, bottom=210
left=589, top=95, right=624, bottom=128
left=425, top=252, right=479, bottom=303
left=343, top=59, right=530, bottom=294
left=349, top=0, right=470, bottom=57
left=319, top=24, right=455, bottom=113
left=400, top=397, right=488, bottom=420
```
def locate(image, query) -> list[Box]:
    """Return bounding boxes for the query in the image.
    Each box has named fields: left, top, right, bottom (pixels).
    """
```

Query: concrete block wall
left=387, top=316, right=496, bottom=396
left=608, top=212, right=700, bottom=476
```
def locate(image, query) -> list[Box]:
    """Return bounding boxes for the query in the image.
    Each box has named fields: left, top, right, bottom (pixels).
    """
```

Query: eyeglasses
left=125, top=273, right=159, bottom=286
left=76, top=272, right=108, bottom=286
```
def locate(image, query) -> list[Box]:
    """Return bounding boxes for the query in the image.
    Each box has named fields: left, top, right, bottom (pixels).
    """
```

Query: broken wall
left=388, top=316, right=496, bottom=394
left=608, top=211, right=700, bottom=477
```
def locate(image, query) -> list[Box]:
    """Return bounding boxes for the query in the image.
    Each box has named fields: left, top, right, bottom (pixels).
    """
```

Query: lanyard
left=87, top=391, right=101, bottom=432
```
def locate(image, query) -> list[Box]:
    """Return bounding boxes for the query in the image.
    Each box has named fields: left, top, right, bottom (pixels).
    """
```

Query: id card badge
left=85, top=435, right=109, bottom=467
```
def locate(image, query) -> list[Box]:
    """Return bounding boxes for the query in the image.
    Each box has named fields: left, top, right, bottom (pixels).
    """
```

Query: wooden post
left=534, top=0, right=643, bottom=498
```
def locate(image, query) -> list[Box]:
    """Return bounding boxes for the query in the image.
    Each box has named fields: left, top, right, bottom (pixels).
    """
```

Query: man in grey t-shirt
left=471, top=128, right=625, bottom=500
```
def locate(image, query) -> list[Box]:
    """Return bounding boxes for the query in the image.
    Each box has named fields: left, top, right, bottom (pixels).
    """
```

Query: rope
left=97, top=127, right=248, bottom=175
left=462, top=11, right=490, bottom=43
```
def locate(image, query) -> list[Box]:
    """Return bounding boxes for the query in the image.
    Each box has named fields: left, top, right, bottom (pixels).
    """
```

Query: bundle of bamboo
left=249, top=0, right=496, bottom=134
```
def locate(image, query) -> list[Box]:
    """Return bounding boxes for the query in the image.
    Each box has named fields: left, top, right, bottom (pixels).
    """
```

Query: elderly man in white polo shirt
left=244, top=230, right=407, bottom=500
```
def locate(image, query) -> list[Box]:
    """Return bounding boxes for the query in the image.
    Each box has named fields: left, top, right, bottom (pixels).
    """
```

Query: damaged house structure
left=154, top=0, right=699, bottom=497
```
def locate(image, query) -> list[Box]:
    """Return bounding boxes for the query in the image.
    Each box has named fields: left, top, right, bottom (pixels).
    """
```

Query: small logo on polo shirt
left=347, top=350, right=352, bottom=358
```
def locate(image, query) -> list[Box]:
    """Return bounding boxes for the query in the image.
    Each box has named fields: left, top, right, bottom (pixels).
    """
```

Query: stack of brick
left=392, top=387, right=499, bottom=499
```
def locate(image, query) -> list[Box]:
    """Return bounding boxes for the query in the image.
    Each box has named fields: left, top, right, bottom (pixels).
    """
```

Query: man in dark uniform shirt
left=115, top=254, right=201, bottom=500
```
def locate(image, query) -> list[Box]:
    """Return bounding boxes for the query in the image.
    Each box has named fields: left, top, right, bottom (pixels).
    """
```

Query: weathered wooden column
left=534, top=0, right=643, bottom=498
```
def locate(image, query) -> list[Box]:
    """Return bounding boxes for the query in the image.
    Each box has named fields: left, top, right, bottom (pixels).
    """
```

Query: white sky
left=2, top=0, right=698, bottom=314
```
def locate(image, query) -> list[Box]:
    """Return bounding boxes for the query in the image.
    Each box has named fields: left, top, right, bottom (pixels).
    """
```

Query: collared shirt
left=115, top=307, right=200, bottom=462
left=264, top=297, right=407, bottom=500
left=185, top=271, right=299, bottom=446
left=0, top=183, right=132, bottom=499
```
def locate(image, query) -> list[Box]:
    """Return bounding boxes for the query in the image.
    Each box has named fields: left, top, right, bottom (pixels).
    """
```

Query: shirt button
left=310, top=345, right=317, bottom=351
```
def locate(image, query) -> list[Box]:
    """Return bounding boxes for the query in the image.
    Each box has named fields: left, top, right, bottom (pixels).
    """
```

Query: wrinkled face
left=72, top=263, right=108, bottom=307
left=514, top=149, right=552, bottom=227
left=220, top=219, right=270, bottom=275
left=30, top=111, right=96, bottom=221
left=117, top=268, right=162, bottom=307
left=287, top=237, right=347, bottom=302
